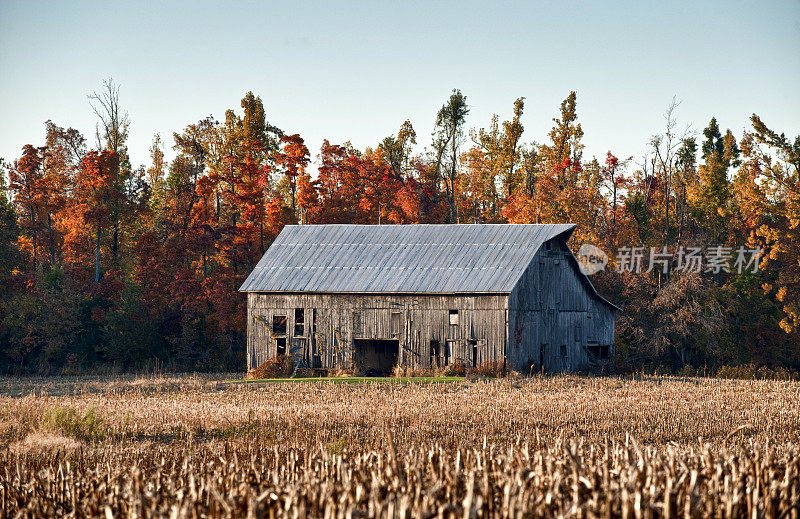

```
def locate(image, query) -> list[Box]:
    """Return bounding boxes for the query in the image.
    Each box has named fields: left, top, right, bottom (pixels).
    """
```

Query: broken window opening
left=272, top=315, right=287, bottom=336
left=391, top=311, right=402, bottom=337
left=294, top=308, right=305, bottom=337
left=589, top=345, right=611, bottom=360
left=276, top=337, right=287, bottom=357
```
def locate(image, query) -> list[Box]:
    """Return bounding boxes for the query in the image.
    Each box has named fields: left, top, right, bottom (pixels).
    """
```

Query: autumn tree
left=674, top=137, right=698, bottom=245
left=688, top=117, right=740, bottom=243
left=88, top=78, right=138, bottom=267
left=648, top=99, right=690, bottom=247
left=315, top=140, right=362, bottom=223
left=743, top=115, right=800, bottom=333
left=7, top=145, right=54, bottom=270
left=433, top=89, right=469, bottom=222
left=461, top=98, right=525, bottom=222
left=381, top=120, right=416, bottom=179
left=503, top=92, right=604, bottom=245
left=274, top=134, right=310, bottom=221
left=65, top=151, right=122, bottom=283
left=601, top=151, right=634, bottom=249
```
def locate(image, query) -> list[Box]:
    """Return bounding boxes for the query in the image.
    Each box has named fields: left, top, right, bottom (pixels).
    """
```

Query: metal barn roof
left=239, top=223, right=576, bottom=294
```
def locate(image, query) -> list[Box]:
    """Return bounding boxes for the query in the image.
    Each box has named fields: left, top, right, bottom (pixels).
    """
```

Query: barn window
left=574, top=323, right=582, bottom=342
left=272, top=315, right=287, bottom=336
left=449, top=310, right=459, bottom=326
left=276, top=337, right=286, bottom=356
left=559, top=344, right=567, bottom=357
left=294, top=308, right=305, bottom=337
left=391, top=311, right=402, bottom=337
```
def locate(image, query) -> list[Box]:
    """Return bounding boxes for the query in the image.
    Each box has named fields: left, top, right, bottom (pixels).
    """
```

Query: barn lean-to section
left=508, top=238, right=617, bottom=373
left=240, top=223, right=617, bottom=374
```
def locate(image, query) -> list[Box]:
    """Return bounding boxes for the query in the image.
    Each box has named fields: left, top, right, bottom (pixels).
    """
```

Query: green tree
left=689, top=118, right=740, bottom=242
left=462, top=98, right=526, bottom=222
left=380, top=120, right=417, bottom=184
left=0, top=162, right=21, bottom=278
left=433, top=89, right=469, bottom=222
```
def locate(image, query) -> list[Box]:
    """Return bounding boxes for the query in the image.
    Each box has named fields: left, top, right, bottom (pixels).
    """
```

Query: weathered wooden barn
left=240, top=224, right=618, bottom=374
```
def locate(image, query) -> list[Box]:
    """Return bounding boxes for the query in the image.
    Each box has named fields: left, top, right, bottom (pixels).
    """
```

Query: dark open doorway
left=353, top=339, right=399, bottom=376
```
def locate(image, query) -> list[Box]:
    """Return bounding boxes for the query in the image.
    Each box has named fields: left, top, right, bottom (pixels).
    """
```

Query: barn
left=240, top=223, right=618, bottom=374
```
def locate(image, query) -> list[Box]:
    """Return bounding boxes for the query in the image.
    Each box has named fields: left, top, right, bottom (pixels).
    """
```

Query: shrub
left=473, top=360, right=506, bottom=378
left=293, top=368, right=317, bottom=378
left=246, top=355, right=295, bottom=379
left=716, top=363, right=798, bottom=380
left=440, top=361, right=467, bottom=377
left=40, top=405, right=107, bottom=441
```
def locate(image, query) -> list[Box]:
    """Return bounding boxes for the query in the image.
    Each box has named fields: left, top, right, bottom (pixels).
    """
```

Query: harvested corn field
left=1, top=375, right=799, bottom=518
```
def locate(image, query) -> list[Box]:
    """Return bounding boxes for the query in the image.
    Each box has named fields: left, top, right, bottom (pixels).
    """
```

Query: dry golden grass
left=9, top=432, right=82, bottom=456
left=0, top=374, right=798, bottom=517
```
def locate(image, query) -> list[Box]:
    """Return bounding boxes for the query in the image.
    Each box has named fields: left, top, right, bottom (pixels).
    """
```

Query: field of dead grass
left=1, top=374, right=798, bottom=517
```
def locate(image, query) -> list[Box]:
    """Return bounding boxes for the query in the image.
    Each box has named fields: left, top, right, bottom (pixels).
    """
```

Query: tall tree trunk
left=664, top=168, right=670, bottom=247
left=112, top=222, right=119, bottom=267
left=611, top=178, right=618, bottom=249
left=94, top=224, right=102, bottom=283
left=46, top=211, right=56, bottom=267
left=450, top=133, right=458, bottom=223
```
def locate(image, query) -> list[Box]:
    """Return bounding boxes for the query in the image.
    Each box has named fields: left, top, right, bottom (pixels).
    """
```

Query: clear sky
left=1, top=0, right=798, bottom=172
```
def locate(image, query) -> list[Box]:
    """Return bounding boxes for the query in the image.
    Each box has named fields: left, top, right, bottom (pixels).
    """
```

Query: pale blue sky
left=1, top=0, right=798, bottom=172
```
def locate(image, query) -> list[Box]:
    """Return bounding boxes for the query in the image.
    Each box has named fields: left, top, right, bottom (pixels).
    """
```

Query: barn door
left=541, top=309, right=558, bottom=372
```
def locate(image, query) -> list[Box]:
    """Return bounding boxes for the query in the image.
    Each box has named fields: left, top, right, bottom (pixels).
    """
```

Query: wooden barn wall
left=246, top=293, right=508, bottom=371
left=507, top=241, right=616, bottom=373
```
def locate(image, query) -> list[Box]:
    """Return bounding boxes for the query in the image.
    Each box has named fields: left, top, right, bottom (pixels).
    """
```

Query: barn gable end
left=508, top=229, right=617, bottom=372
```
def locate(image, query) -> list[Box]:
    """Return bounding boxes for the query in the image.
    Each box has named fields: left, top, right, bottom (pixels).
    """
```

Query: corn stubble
left=1, top=375, right=799, bottom=518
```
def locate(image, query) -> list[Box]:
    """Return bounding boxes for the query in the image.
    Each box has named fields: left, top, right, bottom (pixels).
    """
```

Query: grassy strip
left=231, top=376, right=465, bottom=384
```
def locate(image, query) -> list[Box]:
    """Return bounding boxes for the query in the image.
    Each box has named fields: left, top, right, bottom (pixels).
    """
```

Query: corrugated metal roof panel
left=239, top=223, right=576, bottom=293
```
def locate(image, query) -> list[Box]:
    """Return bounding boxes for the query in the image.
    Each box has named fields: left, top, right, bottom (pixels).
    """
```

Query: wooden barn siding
left=247, top=293, right=508, bottom=370
left=507, top=242, right=616, bottom=372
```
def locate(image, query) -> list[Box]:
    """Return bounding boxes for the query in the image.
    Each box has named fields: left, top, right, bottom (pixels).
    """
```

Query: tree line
left=1, top=81, right=798, bottom=374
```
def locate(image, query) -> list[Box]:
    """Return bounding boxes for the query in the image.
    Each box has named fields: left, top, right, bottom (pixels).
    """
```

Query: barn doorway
left=353, top=339, right=399, bottom=376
